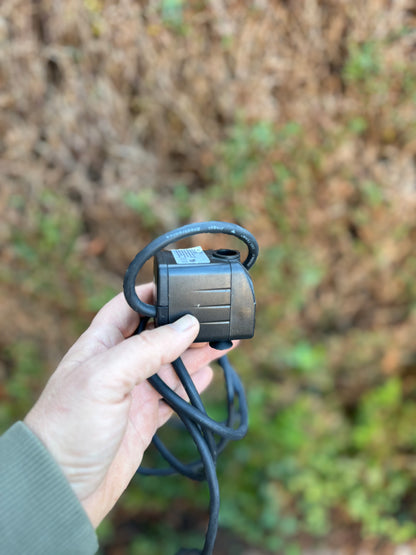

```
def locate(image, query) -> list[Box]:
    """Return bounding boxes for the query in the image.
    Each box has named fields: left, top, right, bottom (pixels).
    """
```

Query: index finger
left=90, top=283, right=155, bottom=338
left=61, top=283, right=155, bottom=367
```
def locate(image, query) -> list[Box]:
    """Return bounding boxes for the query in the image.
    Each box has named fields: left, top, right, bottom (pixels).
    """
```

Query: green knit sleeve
left=0, top=422, right=98, bottom=555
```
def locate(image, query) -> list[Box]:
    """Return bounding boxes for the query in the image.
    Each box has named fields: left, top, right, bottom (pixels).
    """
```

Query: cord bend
left=124, top=222, right=258, bottom=555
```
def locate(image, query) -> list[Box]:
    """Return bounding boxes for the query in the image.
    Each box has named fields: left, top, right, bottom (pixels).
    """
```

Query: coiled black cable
left=123, top=221, right=258, bottom=555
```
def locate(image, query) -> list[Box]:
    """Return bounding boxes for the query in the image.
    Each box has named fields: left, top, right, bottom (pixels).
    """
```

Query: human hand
left=24, top=284, right=234, bottom=528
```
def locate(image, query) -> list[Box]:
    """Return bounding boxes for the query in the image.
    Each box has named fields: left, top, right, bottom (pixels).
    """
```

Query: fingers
left=181, top=340, right=238, bottom=372
left=89, top=283, right=155, bottom=337
left=83, top=314, right=200, bottom=403
left=154, top=340, right=238, bottom=391
left=61, top=284, right=155, bottom=366
left=189, top=342, right=209, bottom=349
left=128, top=340, right=238, bottom=410
left=157, top=365, right=214, bottom=427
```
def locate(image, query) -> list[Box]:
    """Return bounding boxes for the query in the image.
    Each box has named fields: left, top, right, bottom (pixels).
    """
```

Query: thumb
left=83, top=314, right=200, bottom=402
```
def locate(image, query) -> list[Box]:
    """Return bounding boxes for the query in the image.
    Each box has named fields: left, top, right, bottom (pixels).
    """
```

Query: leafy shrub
left=3, top=1, right=416, bottom=553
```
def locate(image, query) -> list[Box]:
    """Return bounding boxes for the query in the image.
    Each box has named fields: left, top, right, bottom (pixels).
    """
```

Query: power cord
left=123, top=222, right=258, bottom=555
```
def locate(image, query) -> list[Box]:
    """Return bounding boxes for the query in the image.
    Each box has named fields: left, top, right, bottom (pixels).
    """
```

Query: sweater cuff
left=0, top=422, right=98, bottom=555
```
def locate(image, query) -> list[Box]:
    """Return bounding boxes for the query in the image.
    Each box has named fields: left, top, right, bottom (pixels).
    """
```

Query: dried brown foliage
left=2, top=0, right=416, bottom=551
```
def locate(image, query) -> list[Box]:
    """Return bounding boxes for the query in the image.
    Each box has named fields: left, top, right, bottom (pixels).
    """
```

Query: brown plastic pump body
left=154, top=248, right=256, bottom=343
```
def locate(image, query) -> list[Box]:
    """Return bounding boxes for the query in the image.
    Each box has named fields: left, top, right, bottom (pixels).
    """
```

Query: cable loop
left=124, top=222, right=258, bottom=555
left=123, top=221, right=258, bottom=317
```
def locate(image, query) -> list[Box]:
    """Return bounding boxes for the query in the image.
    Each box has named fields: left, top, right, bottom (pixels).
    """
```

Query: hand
left=24, top=284, right=234, bottom=528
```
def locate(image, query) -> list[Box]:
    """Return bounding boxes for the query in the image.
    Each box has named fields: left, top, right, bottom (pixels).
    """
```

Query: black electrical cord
left=123, top=221, right=258, bottom=555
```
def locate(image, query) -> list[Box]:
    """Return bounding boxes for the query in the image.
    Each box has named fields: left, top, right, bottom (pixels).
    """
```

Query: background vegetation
left=2, top=0, right=416, bottom=553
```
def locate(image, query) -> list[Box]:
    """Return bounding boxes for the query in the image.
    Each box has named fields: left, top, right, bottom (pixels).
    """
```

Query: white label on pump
left=171, top=246, right=210, bottom=265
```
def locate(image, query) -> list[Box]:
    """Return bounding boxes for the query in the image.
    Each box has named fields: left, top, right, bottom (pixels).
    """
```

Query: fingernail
left=171, top=314, right=199, bottom=332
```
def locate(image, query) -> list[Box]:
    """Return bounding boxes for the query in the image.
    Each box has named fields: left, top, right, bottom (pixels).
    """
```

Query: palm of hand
left=25, top=285, right=222, bottom=527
